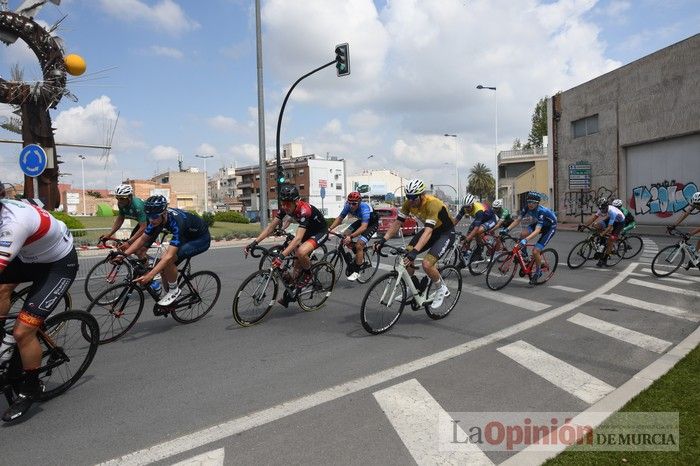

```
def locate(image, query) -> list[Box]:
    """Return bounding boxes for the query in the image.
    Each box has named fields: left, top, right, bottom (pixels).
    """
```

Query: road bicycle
left=257, top=229, right=328, bottom=270
left=566, top=225, right=625, bottom=269
left=323, top=231, right=380, bottom=284
left=619, top=230, right=643, bottom=259
left=1, top=310, right=99, bottom=420
left=651, top=228, right=700, bottom=277
left=83, top=232, right=168, bottom=302
left=232, top=245, right=336, bottom=326
left=85, top=255, right=221, bottom=344
left=486, top=242, right=558, bottom=290
left=359, top=244, right=462, bottom=335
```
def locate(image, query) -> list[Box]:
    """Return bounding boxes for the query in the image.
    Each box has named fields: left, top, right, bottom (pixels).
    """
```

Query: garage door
left=626, top=133, right=700, bottom=226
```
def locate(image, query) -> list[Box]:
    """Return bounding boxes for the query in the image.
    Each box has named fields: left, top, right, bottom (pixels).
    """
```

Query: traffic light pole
left=275, top=59, right=336, bottom=196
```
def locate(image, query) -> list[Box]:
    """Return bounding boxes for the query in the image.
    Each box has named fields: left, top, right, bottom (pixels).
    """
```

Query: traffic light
left=335, top=43, right=350, bottom=77
left=277, top=167, right=285, bottom=184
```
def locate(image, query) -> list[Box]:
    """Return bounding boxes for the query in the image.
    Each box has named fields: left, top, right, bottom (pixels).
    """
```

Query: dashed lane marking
left=567, top=313, right=672, bottom=353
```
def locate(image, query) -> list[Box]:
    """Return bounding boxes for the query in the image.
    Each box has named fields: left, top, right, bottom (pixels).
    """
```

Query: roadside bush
left=202, top=211, right=215, bottom=227
left=214, top=211, right=250, bottom=224
left=51, top=211, right=86, bottom=237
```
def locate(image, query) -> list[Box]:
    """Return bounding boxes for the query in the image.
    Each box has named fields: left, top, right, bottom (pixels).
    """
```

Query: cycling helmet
left=0, top=180, right=5, bottom=199
left=279, top=184, right=300, bottom=201
left=114, top=184, right=133, bottom=197
left=526, top=191, right=541, bottom=202
left=597, top=196, right=609, bottom=210
left=492, top=199, right=503, bottom=209
left=405, top=179, right=426, bottom=197
left=463, top=193, right=476, bottom=207
left=692, top=191, right=700, bottom=206
left=347, top=191, right=361, bottom=203
left=144, top=195, right=168, bottom=216
left=611, top=199, right=623, bottom=208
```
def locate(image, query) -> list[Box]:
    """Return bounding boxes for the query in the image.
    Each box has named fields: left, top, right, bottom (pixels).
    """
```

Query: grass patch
left=544, top=344, right=699, bottom=465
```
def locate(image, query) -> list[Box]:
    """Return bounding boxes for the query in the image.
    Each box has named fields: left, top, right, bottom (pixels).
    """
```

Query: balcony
left=498, top=147, right=548, bottom=164
left=237, top=182, right=253, bottom=189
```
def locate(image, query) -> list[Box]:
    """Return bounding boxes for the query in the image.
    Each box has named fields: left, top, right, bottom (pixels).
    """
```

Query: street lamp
left=195, top=154, right=214, bottom=213
left=476, top=84, right=498, bottom=199
left=78, top=155, right=86, bottom=215
left=443, top=134, right=461, bottom=200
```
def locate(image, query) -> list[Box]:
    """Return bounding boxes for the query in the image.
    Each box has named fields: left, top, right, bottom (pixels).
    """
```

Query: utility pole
left=255, top=0, right=268, bottom=227
left=195, top=154, right=213, bottom=213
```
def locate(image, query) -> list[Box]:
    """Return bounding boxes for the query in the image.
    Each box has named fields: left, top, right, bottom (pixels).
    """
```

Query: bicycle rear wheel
left=297, top=261, right=336, bottom=311
left=621, top=234, right=643, bottom=259
left=232, top=270, right=278, bottom=326
left=567, top=240, right=593, bottom=269
left=85, top=283, right=144, bottom=344
left=360, top=271, right=406, bottom=334
left=10, top=287, right=71, bottom=314
left=323, top=250, right=345, bottom=285
left=356, top=246, right=380, bottom=284
left=605, top=241, right=624, bottom=267
left=486, top=251, right=517, bottom=290
left=84, top=257, right=133, bottom=302
left=425, top=266, right=462, bottom=319
left=37, top=310, right=100, bottom=400
left=651, top=245, right=685, bottom=277
left=171, top=271, right=221, bottom=324
left=535, top=249, right=559, bottom=284
left=467, top=244, right=492, bottom=276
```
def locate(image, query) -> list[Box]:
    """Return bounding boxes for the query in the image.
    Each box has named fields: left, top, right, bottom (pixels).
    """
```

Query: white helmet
left=115, top=184, right=133, bottom=196
left=492, top=199, right=503, bottom=208
left=463, top=193, right=476, bottom=207
left=692, top=191, right=700, bottom=206
left=405, top=179, right=426, bottom=196
left=611, top=199, right=623, bottom=208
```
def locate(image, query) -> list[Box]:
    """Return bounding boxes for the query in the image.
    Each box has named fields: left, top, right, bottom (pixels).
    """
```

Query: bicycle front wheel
left=171, top=271, right=221, bottom=324
left=37, top=310, right=100, bottom=400
left=486, top=251, right=517, bottom=290
left=567, top=240, right=593, bottom=269
left=360, top=271, right=406, bottom=335
left=323, top=250, right=345, bottom=285
left=297, top=261, right=336, bottom=312
left=232, top=270, right=278, bottom=326
left=356, top=246, right=380, bottom=284
left=535, top=249, right=559, bottom=285
left=258, top=246, right=282, bottom=271
left=84, top=257, right=133, bottom=302
left=651, top=245, right=685, bottom=277
left=606, top=241, right=624, bottom=267
left=425, top=265, right=462, bottom=319
left=621, top=234, right=643, bottom=259
left=467, top=245, right=492, bottom=276
left=85, top=283, right=145, bottom=344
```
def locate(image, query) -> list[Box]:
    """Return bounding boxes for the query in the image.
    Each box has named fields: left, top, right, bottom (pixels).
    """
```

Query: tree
left=512, top=138, right=522, bottom=150
left=525, top=96, right=548, bottom=149
left=467, top=163, right=495, bottom=201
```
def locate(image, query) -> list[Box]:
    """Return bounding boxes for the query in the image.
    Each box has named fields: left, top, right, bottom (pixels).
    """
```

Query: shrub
left=202, top=211, right=215, bottom=227
left=325, top=217, right=335, bottom=228
left=51, top=211, right=86, bottom=237
left=112, top=209, right=120, bottom=216
left=214, top=211, right=250, bottom=224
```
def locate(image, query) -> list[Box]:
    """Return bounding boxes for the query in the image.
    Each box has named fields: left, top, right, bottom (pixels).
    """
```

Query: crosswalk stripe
left=657, top=276, right=695, bottom=285
left=172, top=448, right=225, bottom=466
left=461, top=283, right=550, bottom=311
left=373, top=379, right=494, bottom=465
left=628, top=278, right=700, bottom=298
left=497, top=340, right=615, bottom=404
left=550, top=285, right=584, bottom=293
left=567, top=313, right=672, bottom=353
left=599, top=293, right=699, bottom=322
left=640, top=268, right=700, bottom=283
left=584, top=267, right=612, bottom=272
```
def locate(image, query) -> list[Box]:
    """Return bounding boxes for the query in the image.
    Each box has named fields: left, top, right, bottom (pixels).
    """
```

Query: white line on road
left=96, top=263, right=638, bottom=466
left=373, top=379, right=493, bottom=465
left=640, top=268, right=700, bottom=283
left=599, top=293, right=699, bottom=322
left=550, top=285, right=584, bottom=293
left=567, top=313, right=672, bottom=353
left=628, top=278, right=700, bottom=298
left=497, top=340, right=615, bottom=404
left=171, top=448, right=225, bottom=466
left=585, top=267, right=612, bottom=272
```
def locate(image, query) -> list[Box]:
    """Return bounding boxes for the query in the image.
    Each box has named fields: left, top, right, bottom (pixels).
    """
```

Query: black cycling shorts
left=346, top=219, right=379, bottom=243
left=0, top=249, right=79, bottom=320
left=408, top=228, right=456, bottom=265
left=301, top=228, right=328, bottom=250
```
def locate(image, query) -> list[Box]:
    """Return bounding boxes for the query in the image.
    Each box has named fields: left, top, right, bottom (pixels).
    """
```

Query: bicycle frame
left=380, top=247, right=434, bottom=308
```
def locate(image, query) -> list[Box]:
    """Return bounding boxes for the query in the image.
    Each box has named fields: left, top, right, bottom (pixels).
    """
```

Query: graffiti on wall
left=630, top=180, right=698, bottom=218
left=563, top=187, right=616, bottom=216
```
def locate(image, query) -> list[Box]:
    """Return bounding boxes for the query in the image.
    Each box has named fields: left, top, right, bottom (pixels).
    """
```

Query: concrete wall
left=514, top=159, right=550, bottom=210
left=307, top=158, right=345, bottom=217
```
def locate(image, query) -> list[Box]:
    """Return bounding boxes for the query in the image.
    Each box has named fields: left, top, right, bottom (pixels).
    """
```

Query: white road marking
left=567, top=313, right=672, bottom=353
left=549, top=285, right=584, bottom=293
left=97, top=263, right=638, bottom=466
left=373, top=379, right=493, bottom=465
left=497, top=340, right=615, bottom=404
left=585, top=267, right=612, bottom=272
left=172, top=448, right=225, bottom=466
left=640, top=268, right=700, bottom=283
left=599, top=293, right=699, bottom=322
left=628, top=278, right=700, bottom=298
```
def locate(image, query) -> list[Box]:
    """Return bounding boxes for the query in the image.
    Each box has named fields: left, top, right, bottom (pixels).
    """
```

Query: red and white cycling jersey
left=0, top=199, right=74, bottom=266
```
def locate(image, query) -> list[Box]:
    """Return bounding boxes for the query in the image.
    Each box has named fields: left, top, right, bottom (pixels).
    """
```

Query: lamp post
left=78, top=155, right=86, bottom=215
left=444, top=134, right=461, bottom=200
left=195, top=154, right=214, bottom=213
left=476, top=84, right=498, bottom=200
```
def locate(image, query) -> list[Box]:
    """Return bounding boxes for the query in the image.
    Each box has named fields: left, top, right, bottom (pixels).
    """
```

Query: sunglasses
left=406, top=194, right=420, bottom=201
left=116, top=196, right=130, bottom=200
left=148, top=213, right=162, bottom=220
left=348, top=202, right=359, bottom=206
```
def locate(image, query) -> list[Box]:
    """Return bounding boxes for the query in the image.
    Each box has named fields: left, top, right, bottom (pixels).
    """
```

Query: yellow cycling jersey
left=460, top=201, right=486, bottom=218
left=398, top=195, right=455, bottom=231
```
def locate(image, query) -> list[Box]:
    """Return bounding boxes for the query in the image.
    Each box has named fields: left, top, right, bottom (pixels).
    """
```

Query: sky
left=0, top=0, right=698, bottom=192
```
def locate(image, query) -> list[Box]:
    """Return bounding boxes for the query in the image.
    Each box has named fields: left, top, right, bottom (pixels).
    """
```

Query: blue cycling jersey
left=338, top=201, right=378, bottom=224
left=144, top=208, right=209, bottom=247
left=519, top=205, right=557, bottom=229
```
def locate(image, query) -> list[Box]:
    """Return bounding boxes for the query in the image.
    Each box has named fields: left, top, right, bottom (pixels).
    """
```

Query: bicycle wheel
left=425, top=265, right=462, bottom=319
left=535, top=249, right=559, bottom=284
left=621, top=234, right=643, bottom=259
left=171, top=271, right=221, bottom=324
left=297, top=261, right=336, bottom=312
left=36, top=310, right=100, bottom=400
left=84, top=257, right=133, bottom=302
left=310, top=243, right=328, bottom=263
left=567, top=240, right=593, bottom=269
left=232, top=270, right=278, bottom=326
left=605, top=241, right=624, bottom=267
left=360, top=271, right=407, bottom=335
left=486, top=251, right=518, bottom=290
left=10, top=287, right=71, bottom=314
left=85, top=283, right=145, bottom=344
left=258, top=246, right=282, bottom=271
left=323, top=250, right=345, bottom=285
left=467, top=244, right=492, bottom=276
left=356, top=246, right=380, bottom=284
left=651, top=245, right=685, bottom=277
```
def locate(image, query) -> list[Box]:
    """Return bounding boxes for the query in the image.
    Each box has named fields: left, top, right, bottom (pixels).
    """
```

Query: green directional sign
left=357, top=184, right=370, bottom=193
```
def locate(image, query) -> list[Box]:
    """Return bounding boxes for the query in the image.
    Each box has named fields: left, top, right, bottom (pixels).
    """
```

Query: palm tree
left=467, top=163, right=495, bottom=201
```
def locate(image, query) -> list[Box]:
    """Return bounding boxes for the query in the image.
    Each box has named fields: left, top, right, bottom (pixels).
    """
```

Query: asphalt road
left=2, top=230, right=698, bottom=465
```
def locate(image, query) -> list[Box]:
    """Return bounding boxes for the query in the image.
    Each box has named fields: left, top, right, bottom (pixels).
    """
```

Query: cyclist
left=0, top=197, right=78, bottom=421
left=491, top=198, right=514, bottom=250
left=377, top=179, right=455, bottom=309
left=246, top=184, right=327, bottom=307
left=454, top=193, right=498, bottom=263
left=121, top=195, right=211, bottom=308
left=667, top=191, right=700, bottom=270
left=611, top=199, right=637, bottom=235
left=100, top=184, right=148, bottom=259
left=580, top=197, right=625, bottom=267
left=505, top=192, right=557, bottom=283
left=328, top=191, right=380, bottom=281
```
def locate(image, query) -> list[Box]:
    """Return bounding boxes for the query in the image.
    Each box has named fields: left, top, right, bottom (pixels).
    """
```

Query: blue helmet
left=526, top=191, right=541, bottom=203
left=144, top=195, right=168, bottom=216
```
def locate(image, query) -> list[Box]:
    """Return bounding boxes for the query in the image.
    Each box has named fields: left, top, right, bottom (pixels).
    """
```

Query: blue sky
left=1, top=0, right=698, bottom=191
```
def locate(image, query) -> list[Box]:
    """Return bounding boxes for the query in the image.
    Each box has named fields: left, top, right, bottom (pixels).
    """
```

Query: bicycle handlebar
left=667, top=227, right=691, bottom=241
left=378, top=243, right=406, bottom=258
left=247, top=244, right=269, bottom=258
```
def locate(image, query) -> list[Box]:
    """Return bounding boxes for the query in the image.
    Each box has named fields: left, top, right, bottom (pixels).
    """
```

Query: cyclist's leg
left=130, top=223, right=149, bottom=260
left=405, top=229, right=424, bottom=278
left=0, top=282, right=19, bottom=319
left=534, top=226, right=556, bottom=269
left=424, top=230, right=455, bottom=306
left=295, top=231, right=326, bottom=285
left=344, top=220, right=362, bottom=271
left=356, top=221, right=379, bottom=267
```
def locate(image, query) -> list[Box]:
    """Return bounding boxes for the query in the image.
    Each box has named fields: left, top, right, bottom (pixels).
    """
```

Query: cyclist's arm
left=328, top=216, right=343, bottom=232
left=281, top=226, right=306, bottom=257
left=523, top=224, right=542, bottom=243
left=0, top=226, right=30, bottom=273
left=583, top=213, right=599, bottom=227
left=106, top=215, right=125, bottom=237
left=148, top=244, right=178, bottom=276
left=454, top=206, right=467, bottom=225
left=123, top=230, right=152, bottom=256
left=671, top=209, right=691, bottom=228
left=383, top=219, right=402, bottom=242
left=127, top=221, right=148, bottom=245
left=507, top=216, right=521, bottom=232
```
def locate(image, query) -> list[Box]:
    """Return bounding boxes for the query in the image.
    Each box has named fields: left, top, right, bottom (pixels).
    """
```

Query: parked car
left=375, top=205, right=418, bottom=236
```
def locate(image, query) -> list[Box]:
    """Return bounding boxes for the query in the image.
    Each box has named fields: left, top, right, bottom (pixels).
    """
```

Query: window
left=255, top=175, right=260, bottom=180
left=299, top=184, right=305, bottom=190
left=336, top=196, right=343, bottom=201
left=336, top=183, right=342, bottom=190
left=572, top=114, right=599, bottom=138
left=299, top=169, right=304, bottom=175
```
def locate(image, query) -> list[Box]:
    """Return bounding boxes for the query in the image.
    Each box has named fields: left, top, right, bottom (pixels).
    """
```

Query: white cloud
left=207, top=115, right=243, bottom=132
left=98, top=0, right=199, bottom=34
left=148, top=45, right=184, bottom=59
left=322, top=119, right=342, bottom=135
left=601, top=0, right=631, bottom=17
left=150, top=145, right=180, bottom=161
left=195, top=143, right=218, bottom=157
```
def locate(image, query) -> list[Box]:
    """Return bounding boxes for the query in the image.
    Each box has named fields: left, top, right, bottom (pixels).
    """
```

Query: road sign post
left=320, top=186, right=326, bottom=213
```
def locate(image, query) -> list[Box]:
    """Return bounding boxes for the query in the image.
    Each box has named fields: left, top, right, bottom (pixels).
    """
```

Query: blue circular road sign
left=19, top=144, right=48, bottom=177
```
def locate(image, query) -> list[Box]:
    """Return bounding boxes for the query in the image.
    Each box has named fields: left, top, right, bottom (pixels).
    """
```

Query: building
left=549, top=33, right=700, bottom=225
left=124, top=179, right=174, bottom=205
left=209, top=165, right=244, bottom=212
left=497, top=144, right=550, bottom=212
left=151, top=169, right=207, bottom=213
left=347, top=169, right=407, bottom=199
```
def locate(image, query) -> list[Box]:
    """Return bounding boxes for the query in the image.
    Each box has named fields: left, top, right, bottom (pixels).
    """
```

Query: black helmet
left=0, top=181, right=5, bottom=199
left=144, top=195, right=168, bottom=216
left=597, top=197, right=609, bottom=211
left=526, top=191, right=541, bottom=202
left=279, top=184, right=300, bottom=201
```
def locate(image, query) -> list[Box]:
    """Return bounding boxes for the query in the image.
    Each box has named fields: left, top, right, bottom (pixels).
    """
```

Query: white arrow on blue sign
left=19, top=144, right=48, bottom=177
left=320, top=186, right=326, bottom=199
